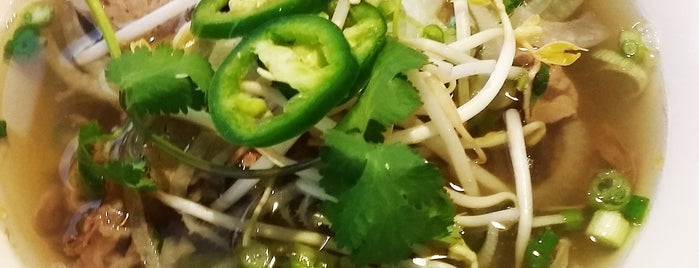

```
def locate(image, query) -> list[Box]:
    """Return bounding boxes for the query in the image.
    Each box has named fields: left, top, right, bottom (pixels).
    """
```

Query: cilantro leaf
left=320, top=130, right=455, bottom=264
left=505, top=0, right=525, bottom=14
left=0, top=120, right=6, bottom=139
left=335, top=38, right=427, bottom=142
left=77, top=122, right=157, bottom=197
left=531, top=62, right=550, bottom=102
left=105, top=46, right=213, bottom=116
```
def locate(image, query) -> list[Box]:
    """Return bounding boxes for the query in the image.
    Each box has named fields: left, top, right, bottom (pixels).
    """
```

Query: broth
left=0, top=0, right=666, bottom=267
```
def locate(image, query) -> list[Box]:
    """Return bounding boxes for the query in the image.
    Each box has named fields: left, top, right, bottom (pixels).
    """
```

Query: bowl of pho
left=0, top=0, right=691, bottom=267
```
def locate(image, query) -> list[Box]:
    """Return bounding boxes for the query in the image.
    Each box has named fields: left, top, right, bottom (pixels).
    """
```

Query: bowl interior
left=0, top=0, right=695, bottom=267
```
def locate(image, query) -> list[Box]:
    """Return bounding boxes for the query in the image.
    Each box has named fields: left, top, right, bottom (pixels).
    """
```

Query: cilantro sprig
left=320, top=41, right=455, bottom=264
left=335, top=38, right=427, bottom=142
left=320, top=131, right=455, bottom=264
left=505, top=0, right=525, bottom=14
left=0, top=120, right=6, bottom=139
left=105, top=46, right=213, bottom=116
left=77, top=121, right=157, bottom=197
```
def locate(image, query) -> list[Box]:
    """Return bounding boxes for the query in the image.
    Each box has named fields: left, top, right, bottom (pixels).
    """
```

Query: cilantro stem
left=85, top=0, right=121, bottom=58
left=129, top=116, right=320, bottom=178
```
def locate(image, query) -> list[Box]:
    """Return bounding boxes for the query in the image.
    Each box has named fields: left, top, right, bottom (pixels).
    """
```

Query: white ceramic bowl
left=0, top=0, right=697, bottom=267
left=623, top=0, right=699, bottom=267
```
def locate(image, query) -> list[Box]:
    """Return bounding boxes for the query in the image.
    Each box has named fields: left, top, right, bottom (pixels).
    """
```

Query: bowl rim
left=622, top=0, right=699, bottom=267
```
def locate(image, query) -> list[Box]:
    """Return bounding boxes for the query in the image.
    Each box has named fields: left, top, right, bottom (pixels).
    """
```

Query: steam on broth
left=0, top=0, right=665, bottom=267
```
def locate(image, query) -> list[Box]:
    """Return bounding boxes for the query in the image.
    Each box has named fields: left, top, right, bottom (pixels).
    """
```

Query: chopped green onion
left=4, top=25, right=42, bottom=59
left=374, top=0, right=400, bottom=17
left=586, top=169, right=632, bottom=211
left=560, top=209, right=584, bottom=231
left=0, top=121, right=6, bottom=139
left=619, top=29, right=647, bottom=60
left=286, top=244, right=339, bottom=267
left=3, top=3, right=55, bottom=59
left=239, top=242, right=272, bottom=268
left=85, top=0, right=121, bottom=58
left=585, top=210, right=630, bottom=249
left=623, top=195, right=650, bottom=225
left=531, top=63, right=550, bottom=102
left=422, top=24, right=444, bottom=43
left=504, top=0, right=525, bottom=14
left=590, top=49, right=648, bottom=89
left=21, top=2, right=54, bottom=26
left=524, top=228, right=559, bottom=268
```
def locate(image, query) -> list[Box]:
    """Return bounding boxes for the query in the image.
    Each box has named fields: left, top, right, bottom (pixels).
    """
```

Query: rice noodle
left=421, top=138, right=512, bottom=193
left=450, top=61, right=526, bottom=81
left=2, top=53, right=44, bottom=137
left=73, top=0, right=199, bottom=64
left=470, top=163, right=513, bottom=193
left=252, top=222, right=341, bottom=253
left=123, top=190, right=161, bottom=268
left=59, top=136, right=79, bottom=187
left=242, top=179, right=275, bottom=247
left=454, top=208, right=520, bottom=227
left=531, top=213, right=567, bottom=228
left=474, top=121, right=547, bottom=148
left=447, top=240, right=479, bottom=268
left=401, top=37, right=478, bottom=64
left=452, top=0, right=471, bottom=41
left=550, top=238, right=572, bottom=268
left=387, top=0, right=517, bottom=144
left=504, top=109, right=533, bottom=268
left=423, top=71, right=488, bottom=162
left=331, top=0, right=351, bottom=28
left=257, top=147, right=337, bottom=201
left=446, top=188, right=516, bottom=209
left=172, top=109, right=215, bottom=130
left=154, top=191, right=340, bottom=251
left=523, top=61, right=542, bottom=121
left=477, top=223, right=501, bottom=268
left=180, top=215, right=229, bottom=249
left=209, top=138, right=297, bottom=211
left=450, top=29, right=504, bottom=54
left=296, top=176, right=338, bottom=202
left=46, top=38, right=119, bottom=106
left=409, top=70, right=479, bottom=195
left=164, top=132, right=215, bottom=197
left=154, top=191, right=244, bottom=231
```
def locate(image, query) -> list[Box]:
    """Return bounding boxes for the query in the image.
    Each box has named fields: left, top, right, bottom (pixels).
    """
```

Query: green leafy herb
left=335, top=38, right=427, bottom=142
left=0, top=120, right=6, bottom=139
left=622, top=195, right=650, bottom=225
left=505, top=0, right=525, bottom=15
left=105, top=46, right=213, bottom=116
left=320, top=130, right=455, bottom=264
left=77, top=121, right=157, bottom=196
left=531, top=63, right=549, bottom=102
left=524, top=228, right=559, bottom=268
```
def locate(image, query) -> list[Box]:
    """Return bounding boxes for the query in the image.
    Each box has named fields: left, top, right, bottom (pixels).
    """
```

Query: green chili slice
left=208, top=15, right=359, bottom=147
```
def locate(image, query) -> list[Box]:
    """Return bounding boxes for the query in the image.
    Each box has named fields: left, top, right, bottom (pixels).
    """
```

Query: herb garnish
left=77, top=122, right=156, bottom=196
left=105, top=46, right=213, bottom=116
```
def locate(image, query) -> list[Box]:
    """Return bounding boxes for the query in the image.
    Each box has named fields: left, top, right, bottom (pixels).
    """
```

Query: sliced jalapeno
left=191, top=0, right=330, bottom=39
left=343, top=2, right=387, bottom=75
left=209, top=15, right=359, bottom=147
